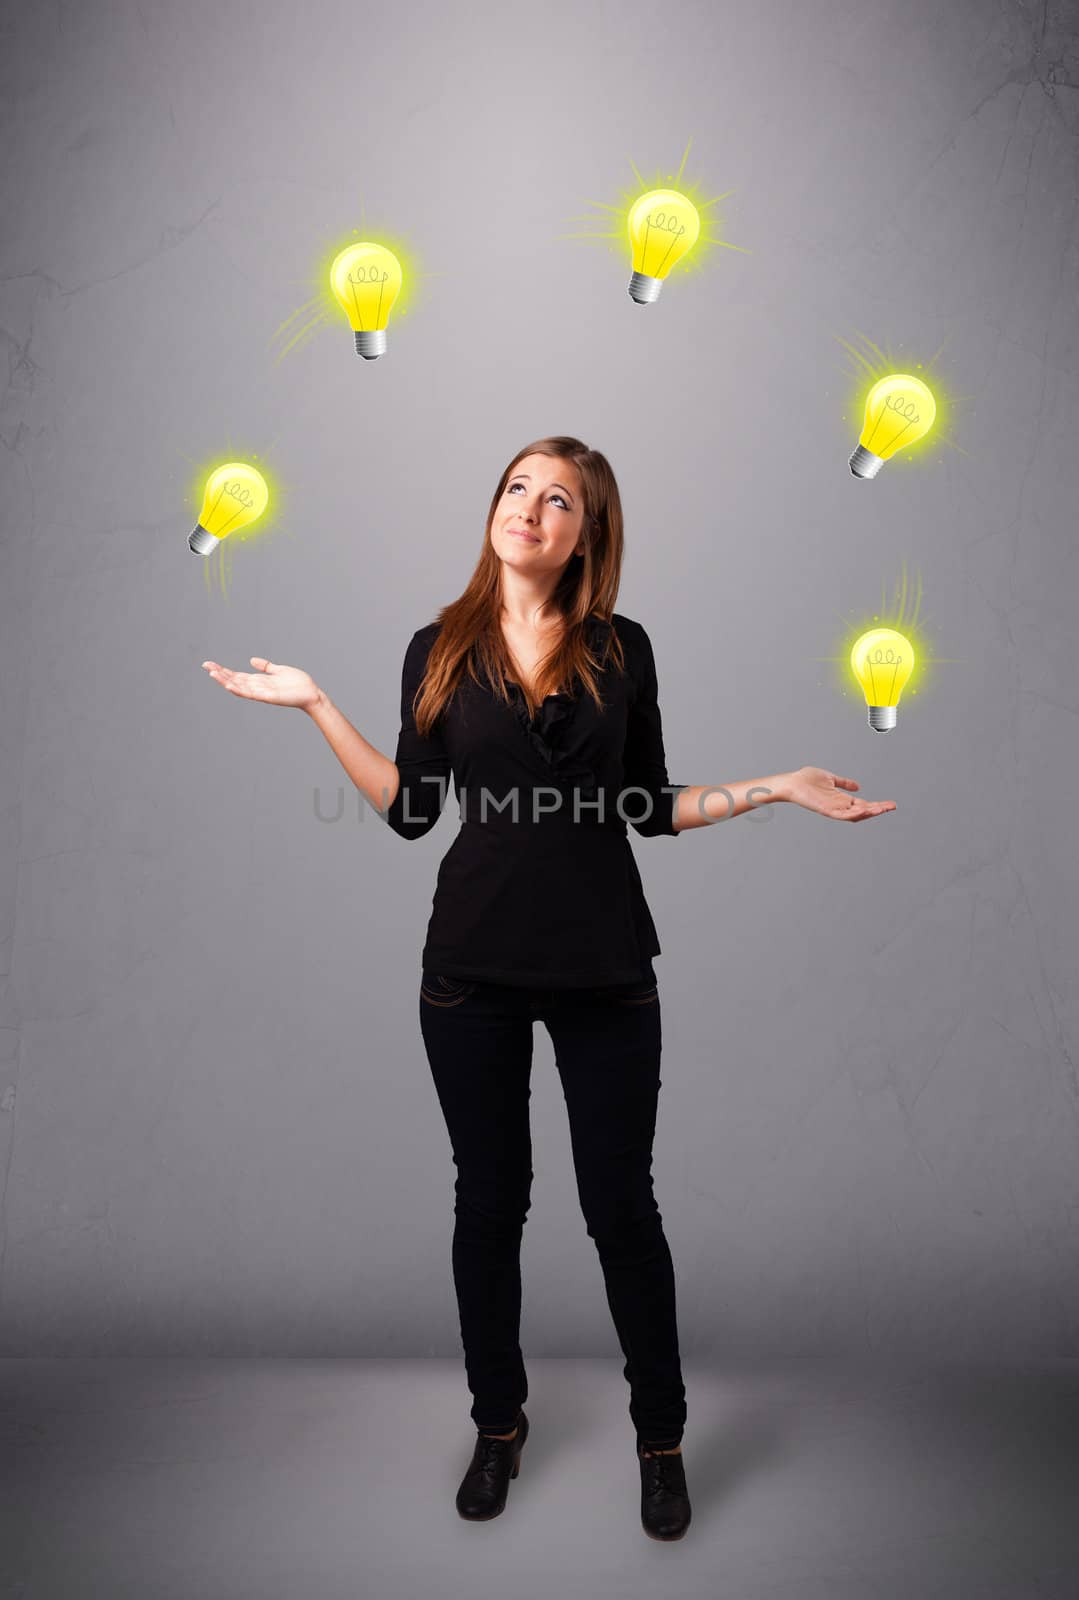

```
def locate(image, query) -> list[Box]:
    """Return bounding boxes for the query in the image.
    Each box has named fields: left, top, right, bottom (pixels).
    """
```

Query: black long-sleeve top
left=382, top=613, right=687, bottom=987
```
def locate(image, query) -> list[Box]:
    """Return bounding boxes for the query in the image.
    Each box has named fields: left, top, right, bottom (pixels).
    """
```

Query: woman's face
left=492, top=454, right=586, bottom=574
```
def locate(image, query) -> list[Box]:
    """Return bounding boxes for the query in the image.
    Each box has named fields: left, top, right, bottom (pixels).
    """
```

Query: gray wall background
left=1, top=0, right=1077, bottom=1359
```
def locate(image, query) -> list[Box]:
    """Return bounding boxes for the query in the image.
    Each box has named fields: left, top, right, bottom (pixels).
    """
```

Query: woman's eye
left=508, top=484, right=567, bottom=508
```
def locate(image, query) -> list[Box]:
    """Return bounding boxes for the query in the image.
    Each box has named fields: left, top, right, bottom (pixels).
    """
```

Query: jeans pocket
left=420, top=972, right=478, bottom=1007
left=608, top=978, right=659, bottom=1006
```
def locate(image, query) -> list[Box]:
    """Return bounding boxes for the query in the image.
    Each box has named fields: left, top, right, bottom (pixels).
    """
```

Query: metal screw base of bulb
left=355, top=330, right=387, bottom=359
left=188, top=523, right=220, bottom=555
left=868, top=705, right=897, bottom=731
left=628, top=272, right=663, bottom=304
left=849, top=444, right=884, bottom=478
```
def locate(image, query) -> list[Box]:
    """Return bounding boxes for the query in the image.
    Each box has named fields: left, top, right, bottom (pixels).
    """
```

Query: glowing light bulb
left=188, top=461, right=269, bottom=555
left=626, top=188, right=700, bottom=303
left=849, top=374, right=936, bottom=478
left=329, top=242, right=403, bottom=359
left=850, top=628, right=915, bottom=731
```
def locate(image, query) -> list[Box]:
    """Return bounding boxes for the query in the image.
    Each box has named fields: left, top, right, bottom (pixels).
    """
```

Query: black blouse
left=382, top=613, right=687, bottom=987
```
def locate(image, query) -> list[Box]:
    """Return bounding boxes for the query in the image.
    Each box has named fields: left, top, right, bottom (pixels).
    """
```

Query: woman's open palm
left=201, top=657, right=320, bottom=711
left=786, top=765, right=896, bottom=822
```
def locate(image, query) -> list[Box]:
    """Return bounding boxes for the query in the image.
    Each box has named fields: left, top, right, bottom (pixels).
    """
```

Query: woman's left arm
left=672, top=767, right=896, bottom=831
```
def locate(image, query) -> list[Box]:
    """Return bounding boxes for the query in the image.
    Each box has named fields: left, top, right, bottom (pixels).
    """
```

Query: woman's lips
left=509, top=529, right=539, bottom=542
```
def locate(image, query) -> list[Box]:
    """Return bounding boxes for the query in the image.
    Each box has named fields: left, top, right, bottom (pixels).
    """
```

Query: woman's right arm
left=306, top=689, right=400, bottom=814
left=202, top=633, right=449, bottom=837
left=202, top=654, right=400, bottom=815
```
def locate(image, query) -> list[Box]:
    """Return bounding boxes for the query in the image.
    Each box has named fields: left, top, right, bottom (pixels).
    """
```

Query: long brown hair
left=412, top=436, right=629, bottom=737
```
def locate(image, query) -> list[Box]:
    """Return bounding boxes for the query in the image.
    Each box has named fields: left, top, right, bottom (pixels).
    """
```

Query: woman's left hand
left=782, top=766, right=896, bottom=822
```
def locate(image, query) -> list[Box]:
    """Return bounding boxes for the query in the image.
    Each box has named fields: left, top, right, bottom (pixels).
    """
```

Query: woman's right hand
left=201, top=657, right=322, bottom=712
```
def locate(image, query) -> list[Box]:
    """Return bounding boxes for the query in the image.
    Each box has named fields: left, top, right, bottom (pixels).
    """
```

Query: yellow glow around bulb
left=850, top=628, right=915, bottom=731
left=850, top=374, right=936, bottom=478
left=188, top=461, right=269, bottom=555
left=329, top=242, right=403, bottom=359
left=626, top=189, right=700, bottom=303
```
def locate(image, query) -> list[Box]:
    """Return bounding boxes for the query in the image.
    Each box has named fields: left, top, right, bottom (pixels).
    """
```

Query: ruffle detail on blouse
left=505, top=616, right=612, bottom=798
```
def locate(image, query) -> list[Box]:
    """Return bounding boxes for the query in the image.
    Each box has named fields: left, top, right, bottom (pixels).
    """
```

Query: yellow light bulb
left=849, top=373, right=936, bottom=478
left=626, top=188, right=700, bottom=303
left=849, top=628, right=915, bottom=731
left=329, top=241, right=403, bottom=359
left=188, top=461, right=269, bottom=555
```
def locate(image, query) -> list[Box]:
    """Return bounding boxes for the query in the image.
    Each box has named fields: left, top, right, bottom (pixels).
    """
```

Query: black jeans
left=418, top=965, right=687, bottom=1450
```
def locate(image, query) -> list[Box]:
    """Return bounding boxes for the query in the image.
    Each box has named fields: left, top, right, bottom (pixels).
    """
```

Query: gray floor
left=3, top=1357, right=1077, bottom=1599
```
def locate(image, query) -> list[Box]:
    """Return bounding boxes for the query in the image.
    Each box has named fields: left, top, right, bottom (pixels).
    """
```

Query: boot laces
left=475, top=1432, right=515, bottom=1477
left=641, top=1450, right=683, bottom=1498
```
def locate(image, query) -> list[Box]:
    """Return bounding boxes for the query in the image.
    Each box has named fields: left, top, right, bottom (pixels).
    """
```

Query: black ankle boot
left=638, top=1443, right=692, bottom=1540
left=456, top=1409, right=529, bottom=1520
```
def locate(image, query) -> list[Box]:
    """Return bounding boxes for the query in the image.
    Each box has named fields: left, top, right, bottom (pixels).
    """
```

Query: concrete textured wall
left=1, top=0, right=1077, bottom=1357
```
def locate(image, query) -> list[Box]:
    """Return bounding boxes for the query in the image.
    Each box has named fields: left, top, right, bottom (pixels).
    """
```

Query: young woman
left=201, top=434, right=895, bottom=1541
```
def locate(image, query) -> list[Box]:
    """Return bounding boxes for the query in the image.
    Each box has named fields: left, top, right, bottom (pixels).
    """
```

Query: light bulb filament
left=865, top=392, right=922, bottom=454
left=866, top=647, right=903, bottom=702
left=643, top=212, right=686, bottom=274
left=343, top=266, right=390, bottom=328
left=204, top=480, right=255, bottom=538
